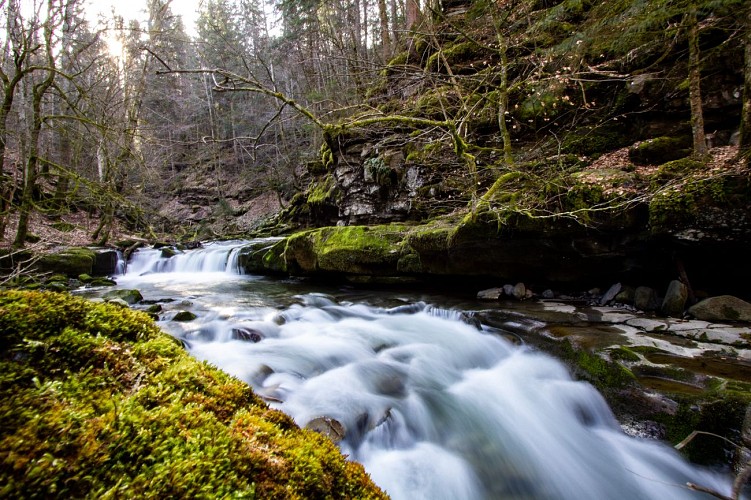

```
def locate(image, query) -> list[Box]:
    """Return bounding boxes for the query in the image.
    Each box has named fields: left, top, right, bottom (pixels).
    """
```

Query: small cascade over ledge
left=124, top=240, right=250, bottom=276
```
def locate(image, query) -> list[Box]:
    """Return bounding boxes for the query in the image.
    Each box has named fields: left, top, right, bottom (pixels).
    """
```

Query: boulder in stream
left=173, top=311, right=197, bottom=322
left=661, top=280, right=688, bottom=318
left=104, top=289, right=143, bottom=305
left=688, top=295, right=751, bottom=322
left=305, top=416, right=346, bottom=443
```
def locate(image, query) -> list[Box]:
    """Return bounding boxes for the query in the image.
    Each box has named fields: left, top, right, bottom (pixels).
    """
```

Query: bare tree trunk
left=14, top=0, right=59, bottom=247
left=390, top=0, right=399, bottom=46
left=740, top=5, right=751, bottom=164
left=687, top=6, right=707, bottom=157
left=406, top=0, right=420, bottom=31
left=378, top=0, right=391, bottom=61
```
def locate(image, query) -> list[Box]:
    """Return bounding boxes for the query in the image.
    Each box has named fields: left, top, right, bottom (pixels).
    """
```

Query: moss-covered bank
left=0, top=291, right=385, bottom=499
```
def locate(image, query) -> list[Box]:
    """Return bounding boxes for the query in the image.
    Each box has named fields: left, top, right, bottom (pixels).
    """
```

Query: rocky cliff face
left=285, top=0, right=746, bottom=231
left=268, top=0, right=751, bottom=298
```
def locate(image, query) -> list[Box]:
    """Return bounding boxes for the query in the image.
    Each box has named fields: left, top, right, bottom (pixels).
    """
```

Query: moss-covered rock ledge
left=0, top=291, right=385, bottom=499
left=240, top=215, right=751, bottom=293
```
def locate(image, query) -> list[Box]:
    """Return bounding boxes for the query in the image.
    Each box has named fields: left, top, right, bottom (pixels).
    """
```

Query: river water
left=111, top=240, right=733, bottom=500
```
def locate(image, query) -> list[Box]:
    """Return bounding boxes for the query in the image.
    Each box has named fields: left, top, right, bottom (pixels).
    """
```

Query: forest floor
left=0, top=210, right=128, bottom=251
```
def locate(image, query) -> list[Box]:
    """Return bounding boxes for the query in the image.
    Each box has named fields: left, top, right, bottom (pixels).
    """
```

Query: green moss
left=0, top=291, right=386, bottom=499
left=35, top=248, right=96, bottom=278
left=650, top=158, right=705, bottom=188
left=628, top=136, right=692, bottom=165
left=609, top=346, right=640, bottom=362
left=425, top=41, right=476, bottom=70
left=306, top=174, right=338, bottom=205
left=559, top=341, right=635, bottom=391
left=51, top=221, right=76, bottom=232
left=314, top=226, right=404, bottom=274
left=561, top=126, right=630, bottom=156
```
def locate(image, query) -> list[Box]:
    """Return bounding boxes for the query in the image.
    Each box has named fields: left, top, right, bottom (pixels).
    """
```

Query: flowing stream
left=111, top=240, right=733, bottom=500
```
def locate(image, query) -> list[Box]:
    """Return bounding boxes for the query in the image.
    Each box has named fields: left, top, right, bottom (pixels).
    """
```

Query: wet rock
left=513, top=282, right=526, bottom=300
left=477, top=287, right=504, bottom=300
left=173, top=311, right=197, bottom=322
left=503, top=284, right=514, bottom=297
left=688, top=295, right=751, bottom=322
left=89, top=278, right=116, bottom=287
left=541, top=289, right=555, bottom=299
left=145, top=304, right=162, bottom=313
left=36, top=248, right=95, bottom=277
left=232, top=327, right=264, bottom=342
left=625, top=318, right=669, bottom=332
left=615, top=286, right=636, bottom=305
left=107, top=298, right=129, bottom=308
left=634, top=286, right=659, bottom=311
left=161, top=247, right=178, bottom=258
left=93, top=249, right=119, bottom=276
left=600, top=283, right=622, bottom=306
left=661, top=280, right=688, bottom=318
left=305, top=416, right=346, bottom=442
left=104, top=289, right=143, bottom=305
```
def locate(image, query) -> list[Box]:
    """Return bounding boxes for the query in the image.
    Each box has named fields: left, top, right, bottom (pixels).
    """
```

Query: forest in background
left=0, top=0, right=426, bottom=247
left=0, top=0, right=750, bottom=250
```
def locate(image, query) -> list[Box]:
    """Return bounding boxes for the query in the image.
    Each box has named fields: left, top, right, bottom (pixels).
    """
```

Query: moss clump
left=425, top=41, right=477, bottom=71
left=609, top=346, right=640, bottom=362
left=0, top=291, right=385, bottom=499
left=650, top=158, right=705, bottom=187
left=559, top=341, right=635, bottom=391
left=307, top=174, right=338, bottom=206
left=51, top=221, right=76, bottom=232
left=561, top=126, right=630, bottom=156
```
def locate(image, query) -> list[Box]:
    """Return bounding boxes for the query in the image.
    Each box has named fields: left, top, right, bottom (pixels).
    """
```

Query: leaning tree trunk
left=687, top=6, right=707, bottom=158
left=739, top=5, right=751, bottom=165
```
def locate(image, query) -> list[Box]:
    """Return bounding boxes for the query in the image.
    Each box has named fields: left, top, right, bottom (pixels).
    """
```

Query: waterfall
left=124, top=240, right=249, bottom=276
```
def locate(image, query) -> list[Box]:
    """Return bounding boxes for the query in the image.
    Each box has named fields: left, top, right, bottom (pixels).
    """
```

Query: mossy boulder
left=103, top=288, right=143, bottom=305
left=628, top=136, right=692, bottom=165
left=0, top=291, right=386, bottom=499
left=688, top=295, right=751, bottom=322
left=285, top=225, right=405, bottom=276
left=173, top=310, right=198, bottom=322
left=35, top=248, right=96, bottom=278
left=236, top=239, right=287, bottom=274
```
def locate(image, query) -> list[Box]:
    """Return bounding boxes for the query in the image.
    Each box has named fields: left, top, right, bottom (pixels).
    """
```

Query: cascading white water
left=118, top=245, right=735, bottom=500
left=124, top=240, right=248, bottom=275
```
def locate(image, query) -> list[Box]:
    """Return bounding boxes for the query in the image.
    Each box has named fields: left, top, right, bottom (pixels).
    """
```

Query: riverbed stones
left=513, top=282, right=526, bottom=300
left=600, top=283, right=622, bottom=306
left=615, top=286, right=635, bottom=305
left=688, top=295, right=751, bottom=322
left=661, top=280, right=688, bottom=317
left=305, top=416, right=346, bottom=442
left=232, top=327, right=264, bottom=342
left=634, top=286, right=659, bottom=311
left=477, top=287, right=504, bottom=300
left=625, top=318, right=669, bottom=332
left=103, top=288, right=143, bottom=305
left=173, top=311, right=197, bottom=322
